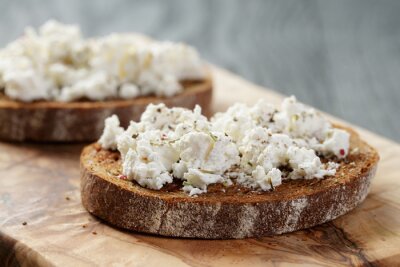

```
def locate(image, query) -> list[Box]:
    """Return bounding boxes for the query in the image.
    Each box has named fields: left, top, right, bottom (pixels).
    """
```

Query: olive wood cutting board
left=0, top=66, right=399, bottom=266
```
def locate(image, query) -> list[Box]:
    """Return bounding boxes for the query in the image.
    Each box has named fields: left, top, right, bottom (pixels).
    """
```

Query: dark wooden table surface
left=0, top=0, right=399, bottom=141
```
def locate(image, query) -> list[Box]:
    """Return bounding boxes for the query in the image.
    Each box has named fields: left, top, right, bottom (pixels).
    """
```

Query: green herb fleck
left=209, top=133, right=218, bottom=142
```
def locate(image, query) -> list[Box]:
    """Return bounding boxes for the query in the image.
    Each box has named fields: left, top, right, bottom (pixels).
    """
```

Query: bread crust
left=0, top=77, right=212, bottom=142
left=80, top=127, right=379, bottom=239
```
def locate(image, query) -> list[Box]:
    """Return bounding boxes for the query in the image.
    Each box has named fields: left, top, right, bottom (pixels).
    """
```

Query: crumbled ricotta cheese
left=119, top=83, right=140, bottom=99
left=98, top=97, right=351, bottom=195
left=250, top=166, right=282, bottom=191
left=0, top=20, right=205, bottom=102
left=175, top=132, right=239, bottom=176
left=182, top=168, right=225, bottom=196
left=98, top=115, right=124, bottom=150
left=2, top=69, right=54, bottom=102
left=314, top=128, right=350, bottom=158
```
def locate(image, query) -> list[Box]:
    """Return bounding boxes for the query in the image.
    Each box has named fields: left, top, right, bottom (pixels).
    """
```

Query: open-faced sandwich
left=0, top=20, right=211, bottom=142
left=80, top=96, right=379, bottom=239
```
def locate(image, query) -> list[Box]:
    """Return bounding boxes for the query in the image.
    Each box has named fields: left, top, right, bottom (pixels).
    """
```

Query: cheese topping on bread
left=99, top=96, right=350, bottom=195
left=0, top=20, right=205, bottom=102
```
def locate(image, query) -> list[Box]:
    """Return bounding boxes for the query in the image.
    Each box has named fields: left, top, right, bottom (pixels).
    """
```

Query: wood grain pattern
left=0, top=66, right=399, bottom=266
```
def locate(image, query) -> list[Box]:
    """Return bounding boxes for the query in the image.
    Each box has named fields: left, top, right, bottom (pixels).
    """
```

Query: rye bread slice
left=0, top=76, right=212, bottom=142
left=80, top=126, right=379, bottom=239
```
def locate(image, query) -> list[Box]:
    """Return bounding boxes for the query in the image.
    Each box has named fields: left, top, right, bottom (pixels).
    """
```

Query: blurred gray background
left=0, top=0, right=399, bottom=141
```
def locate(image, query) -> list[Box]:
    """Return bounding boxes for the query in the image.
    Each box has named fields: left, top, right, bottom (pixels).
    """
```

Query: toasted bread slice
left=0, top=76, right=212, bottom=142
left=80, top=126, right=379, bottom=239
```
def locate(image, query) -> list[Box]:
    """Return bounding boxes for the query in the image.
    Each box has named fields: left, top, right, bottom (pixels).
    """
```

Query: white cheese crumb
left=182, top=168, right=224, bottom=195
left=315, top=128, right=350, bottom=158
left=0, top=20, right=205, bottom=102
left=98, top=115, right=124, bottom=150
left=99, top=97, right=350, bottom=195
left=3, top=69, right=53, bottom=102
left=119, top=83, right=140, bottom=99
left=252, top=166, right=282, bottom=191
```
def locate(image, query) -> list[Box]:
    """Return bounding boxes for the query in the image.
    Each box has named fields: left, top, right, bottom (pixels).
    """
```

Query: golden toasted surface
left=81, top=126, right=379, bottom=203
